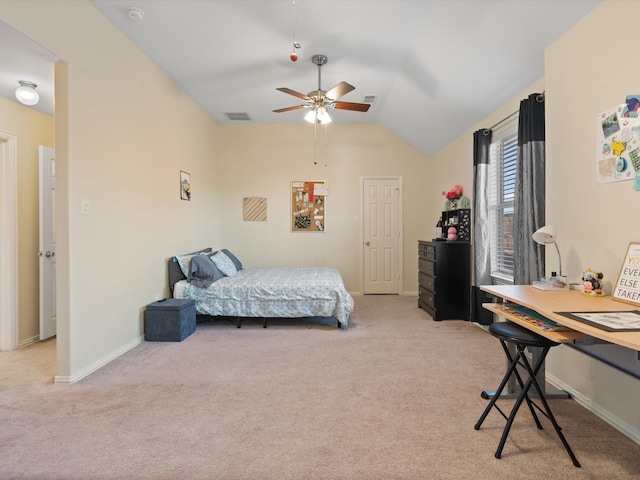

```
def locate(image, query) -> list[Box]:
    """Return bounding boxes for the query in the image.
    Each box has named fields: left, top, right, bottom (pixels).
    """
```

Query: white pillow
left=210, top=251, right=238, bottom=277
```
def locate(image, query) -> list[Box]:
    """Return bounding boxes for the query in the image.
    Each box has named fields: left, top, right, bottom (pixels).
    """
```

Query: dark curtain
left=513, top=93, right=546, bottom=285
left=472, top=129, right=494, bottom=325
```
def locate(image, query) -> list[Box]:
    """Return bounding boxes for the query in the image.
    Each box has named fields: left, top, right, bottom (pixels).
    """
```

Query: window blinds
left=488, top=125, right=518, bottom=283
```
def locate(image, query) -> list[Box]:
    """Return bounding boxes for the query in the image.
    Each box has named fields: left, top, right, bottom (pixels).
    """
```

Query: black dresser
left=418, top=240, right=471, bottom=321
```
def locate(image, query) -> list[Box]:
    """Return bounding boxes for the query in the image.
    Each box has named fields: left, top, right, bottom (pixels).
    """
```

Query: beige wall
left=0, top=96, right=54, bottom=344
left=544, top=0, right=640, bottom=440
left=0, top=1, right=220, bottom=381
left=427, top=77, right=545, bottom=237
left=216, top=123, right=429, bottom=293
left=428, top=0, right=640, bottom=442
left=1, top=0, right=637, bottom=441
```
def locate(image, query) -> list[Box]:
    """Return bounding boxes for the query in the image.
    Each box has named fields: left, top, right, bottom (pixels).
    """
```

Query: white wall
left=0, top=1, right=221, bottom=382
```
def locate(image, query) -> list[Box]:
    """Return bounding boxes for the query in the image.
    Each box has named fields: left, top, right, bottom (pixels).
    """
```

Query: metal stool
left=474, top=321, right=581, bottom=467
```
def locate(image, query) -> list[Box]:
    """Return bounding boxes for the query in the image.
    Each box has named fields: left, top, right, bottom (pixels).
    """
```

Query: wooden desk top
left=481, top=285, right=640, bottom=351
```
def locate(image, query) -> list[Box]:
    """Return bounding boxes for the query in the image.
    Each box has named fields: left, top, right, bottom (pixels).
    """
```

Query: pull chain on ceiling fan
left=273, top=54, right=371, bottom=124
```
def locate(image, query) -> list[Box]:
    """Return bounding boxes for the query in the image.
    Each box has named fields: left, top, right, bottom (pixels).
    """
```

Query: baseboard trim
left=18, top=335, right=40, bottom=348
left=546, top=372, right=640, bottom=445
left=54, top=336, right=143, bottom=385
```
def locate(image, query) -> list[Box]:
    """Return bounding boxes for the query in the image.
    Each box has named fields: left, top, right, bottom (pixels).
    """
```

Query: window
left=488, top=122, right=518, bottom=284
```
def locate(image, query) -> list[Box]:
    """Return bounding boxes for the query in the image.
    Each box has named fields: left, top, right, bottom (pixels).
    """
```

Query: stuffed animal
left=582, top=268, right=604, bottom=296
left=447, top=226, right=458, bottom=241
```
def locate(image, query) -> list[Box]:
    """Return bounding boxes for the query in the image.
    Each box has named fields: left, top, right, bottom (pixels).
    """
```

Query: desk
left=480, top=285, right=640, bottom=398
left=481, top=285, right=640, bottom=350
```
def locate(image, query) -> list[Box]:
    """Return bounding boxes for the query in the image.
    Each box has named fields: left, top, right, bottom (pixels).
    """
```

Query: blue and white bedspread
left=180, top=267, right=354, bottom=328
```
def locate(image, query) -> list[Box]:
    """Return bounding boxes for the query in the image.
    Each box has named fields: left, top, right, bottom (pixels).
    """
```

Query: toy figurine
left=582, top=268, right=605, bottom=296
left=447, top=226, right=458, bottom=241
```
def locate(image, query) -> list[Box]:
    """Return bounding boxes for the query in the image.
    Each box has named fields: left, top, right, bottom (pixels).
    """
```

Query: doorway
left=362, top=177, right=403, bottom=294
left=0, top=133, right=18, bottom=351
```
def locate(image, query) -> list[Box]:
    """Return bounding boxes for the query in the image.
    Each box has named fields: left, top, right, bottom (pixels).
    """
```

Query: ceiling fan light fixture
left=304, top=106, right=332, bottom=124
left=304, top=109, right=316, bottom=123
left=317, top=106, right=332, bottom=124
left=15, top=80, right=39, bottom=106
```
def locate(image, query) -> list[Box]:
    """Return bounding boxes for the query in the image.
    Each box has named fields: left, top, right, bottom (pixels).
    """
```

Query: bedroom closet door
left=39, top=146, right=56, bottom=340
left=363, top=177, right=401, bottom=294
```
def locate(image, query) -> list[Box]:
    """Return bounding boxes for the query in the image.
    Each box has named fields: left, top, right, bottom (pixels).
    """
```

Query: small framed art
left=613, top=242, right=640, bottom=306
left=180, top=171, right=191, bottom=201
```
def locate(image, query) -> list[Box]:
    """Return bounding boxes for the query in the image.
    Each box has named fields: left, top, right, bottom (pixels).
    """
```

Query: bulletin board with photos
left=291, top=181, right=327, bottom=232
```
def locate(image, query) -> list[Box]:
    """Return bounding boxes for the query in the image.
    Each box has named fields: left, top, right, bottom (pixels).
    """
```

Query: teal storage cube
left=145, top=299, right=196, bottom=342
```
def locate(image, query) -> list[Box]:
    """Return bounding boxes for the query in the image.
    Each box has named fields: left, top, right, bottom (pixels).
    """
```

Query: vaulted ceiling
left=0, top=1, right=602, bottom=156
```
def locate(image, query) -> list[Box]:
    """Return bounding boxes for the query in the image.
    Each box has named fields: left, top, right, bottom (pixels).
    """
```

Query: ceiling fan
left=273, top=54, right=370, bottom=124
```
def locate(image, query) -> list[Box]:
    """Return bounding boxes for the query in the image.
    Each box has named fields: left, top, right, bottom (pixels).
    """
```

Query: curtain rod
left=489, top=109, right=519, bottom=131
left=487, top=91, right=545, bottom=131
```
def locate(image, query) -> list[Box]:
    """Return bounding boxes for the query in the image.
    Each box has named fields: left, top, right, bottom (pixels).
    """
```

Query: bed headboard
left=168, top=248, right=212, bottom=296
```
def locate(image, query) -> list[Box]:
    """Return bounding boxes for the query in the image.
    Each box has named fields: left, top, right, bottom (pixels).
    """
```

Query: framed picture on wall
left=180, top=171, right=191, bottom=201
left=291, top=180, right=326, bottom=232
left=613, top=242, right=640, bottom=306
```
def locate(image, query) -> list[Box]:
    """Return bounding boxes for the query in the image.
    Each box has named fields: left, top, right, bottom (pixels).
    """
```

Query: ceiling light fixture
left=290, top=0, right=301, bottom=61
left=15, top=81, right=39, bottom=106
left=304, top=106, right=332, bottom=124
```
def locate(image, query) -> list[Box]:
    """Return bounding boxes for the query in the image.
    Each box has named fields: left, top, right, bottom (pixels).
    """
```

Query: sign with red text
left=613, top=242, right=640, bottom=306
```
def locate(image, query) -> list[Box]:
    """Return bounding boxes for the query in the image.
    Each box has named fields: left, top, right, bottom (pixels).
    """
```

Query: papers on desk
left=556, top=311, right=640, bottom=331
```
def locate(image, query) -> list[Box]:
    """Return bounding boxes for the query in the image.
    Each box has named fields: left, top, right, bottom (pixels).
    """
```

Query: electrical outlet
left=80, top=199, right=90, bottom=215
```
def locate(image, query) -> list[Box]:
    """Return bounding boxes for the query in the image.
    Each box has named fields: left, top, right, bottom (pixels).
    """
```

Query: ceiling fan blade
left=276, top=87, right=310, bottom=101
left=325, top=81, right=355, bottom=100
left=273, top=105, right=307, bottom=113
left=333, top=101, right=371, bottom=112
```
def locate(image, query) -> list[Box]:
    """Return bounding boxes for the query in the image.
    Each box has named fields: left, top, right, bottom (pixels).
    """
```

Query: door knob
left=45, top=251, right=55, bottom=258
left=365, top=241, right=370, bottom=246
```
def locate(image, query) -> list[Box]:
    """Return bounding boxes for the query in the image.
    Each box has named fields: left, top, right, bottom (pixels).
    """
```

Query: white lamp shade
left=304, top=109, right=316, bottom=123
left=304, top=106, right=332, bottom=124
left=532, top=225, right=556, bottom=245
left=316, top=106, right=332, bottom=124
left=15, top=81, right=39, bottom=106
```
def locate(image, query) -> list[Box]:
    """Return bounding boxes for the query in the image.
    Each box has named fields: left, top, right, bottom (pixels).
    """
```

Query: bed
left=168, top=248, right=354, bottom=329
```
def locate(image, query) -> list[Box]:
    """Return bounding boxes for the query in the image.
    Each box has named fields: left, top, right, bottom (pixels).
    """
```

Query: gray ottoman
left=145, top=299, right=196, bottom=342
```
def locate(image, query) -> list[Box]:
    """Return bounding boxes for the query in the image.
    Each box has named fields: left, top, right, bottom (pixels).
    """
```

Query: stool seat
left=489, top=321, right=559, bottom=348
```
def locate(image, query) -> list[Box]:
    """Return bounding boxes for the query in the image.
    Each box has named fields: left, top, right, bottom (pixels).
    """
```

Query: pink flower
left=442, top=184, right=463, bottom=200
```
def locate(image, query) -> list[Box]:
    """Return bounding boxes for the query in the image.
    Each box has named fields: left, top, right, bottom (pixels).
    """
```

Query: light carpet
left=1, top=295, right=639, bottom=479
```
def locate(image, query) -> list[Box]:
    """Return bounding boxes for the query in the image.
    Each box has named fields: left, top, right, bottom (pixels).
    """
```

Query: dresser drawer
left=419, top=286, right=435, bottom=310
left=419, top=272, right=435, bottom=292
left=418, top=242, right=436, bottom=261
left=418, top=258, right=435, bottom=276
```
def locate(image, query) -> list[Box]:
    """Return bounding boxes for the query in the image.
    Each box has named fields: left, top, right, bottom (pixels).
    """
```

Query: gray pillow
left=189, top=255, right=224, bottom=288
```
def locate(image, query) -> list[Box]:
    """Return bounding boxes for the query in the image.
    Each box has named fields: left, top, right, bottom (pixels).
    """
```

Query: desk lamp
left=532, top=225, right=569, bottom=290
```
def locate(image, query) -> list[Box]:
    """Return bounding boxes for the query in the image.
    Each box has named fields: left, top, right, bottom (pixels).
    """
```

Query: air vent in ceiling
left=224, top=112, right=252, bottom=121
left=363, top=95, right=377, bottom=104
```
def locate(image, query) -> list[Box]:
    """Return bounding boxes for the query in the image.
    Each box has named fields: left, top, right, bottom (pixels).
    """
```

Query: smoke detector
left=127, top=8, right=144, bottom=21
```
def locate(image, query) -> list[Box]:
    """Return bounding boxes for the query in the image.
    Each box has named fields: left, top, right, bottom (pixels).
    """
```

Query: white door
left=39, top=146, right=56, bottom=340
left=363, top=178, right=401, bottom=294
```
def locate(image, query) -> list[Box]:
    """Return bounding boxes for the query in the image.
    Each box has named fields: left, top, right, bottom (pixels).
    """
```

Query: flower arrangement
left=442, top=184, right=463, bottom=200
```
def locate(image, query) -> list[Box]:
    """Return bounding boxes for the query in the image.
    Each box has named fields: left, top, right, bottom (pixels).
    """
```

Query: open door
left=39, top=146, right=56, bottom=340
